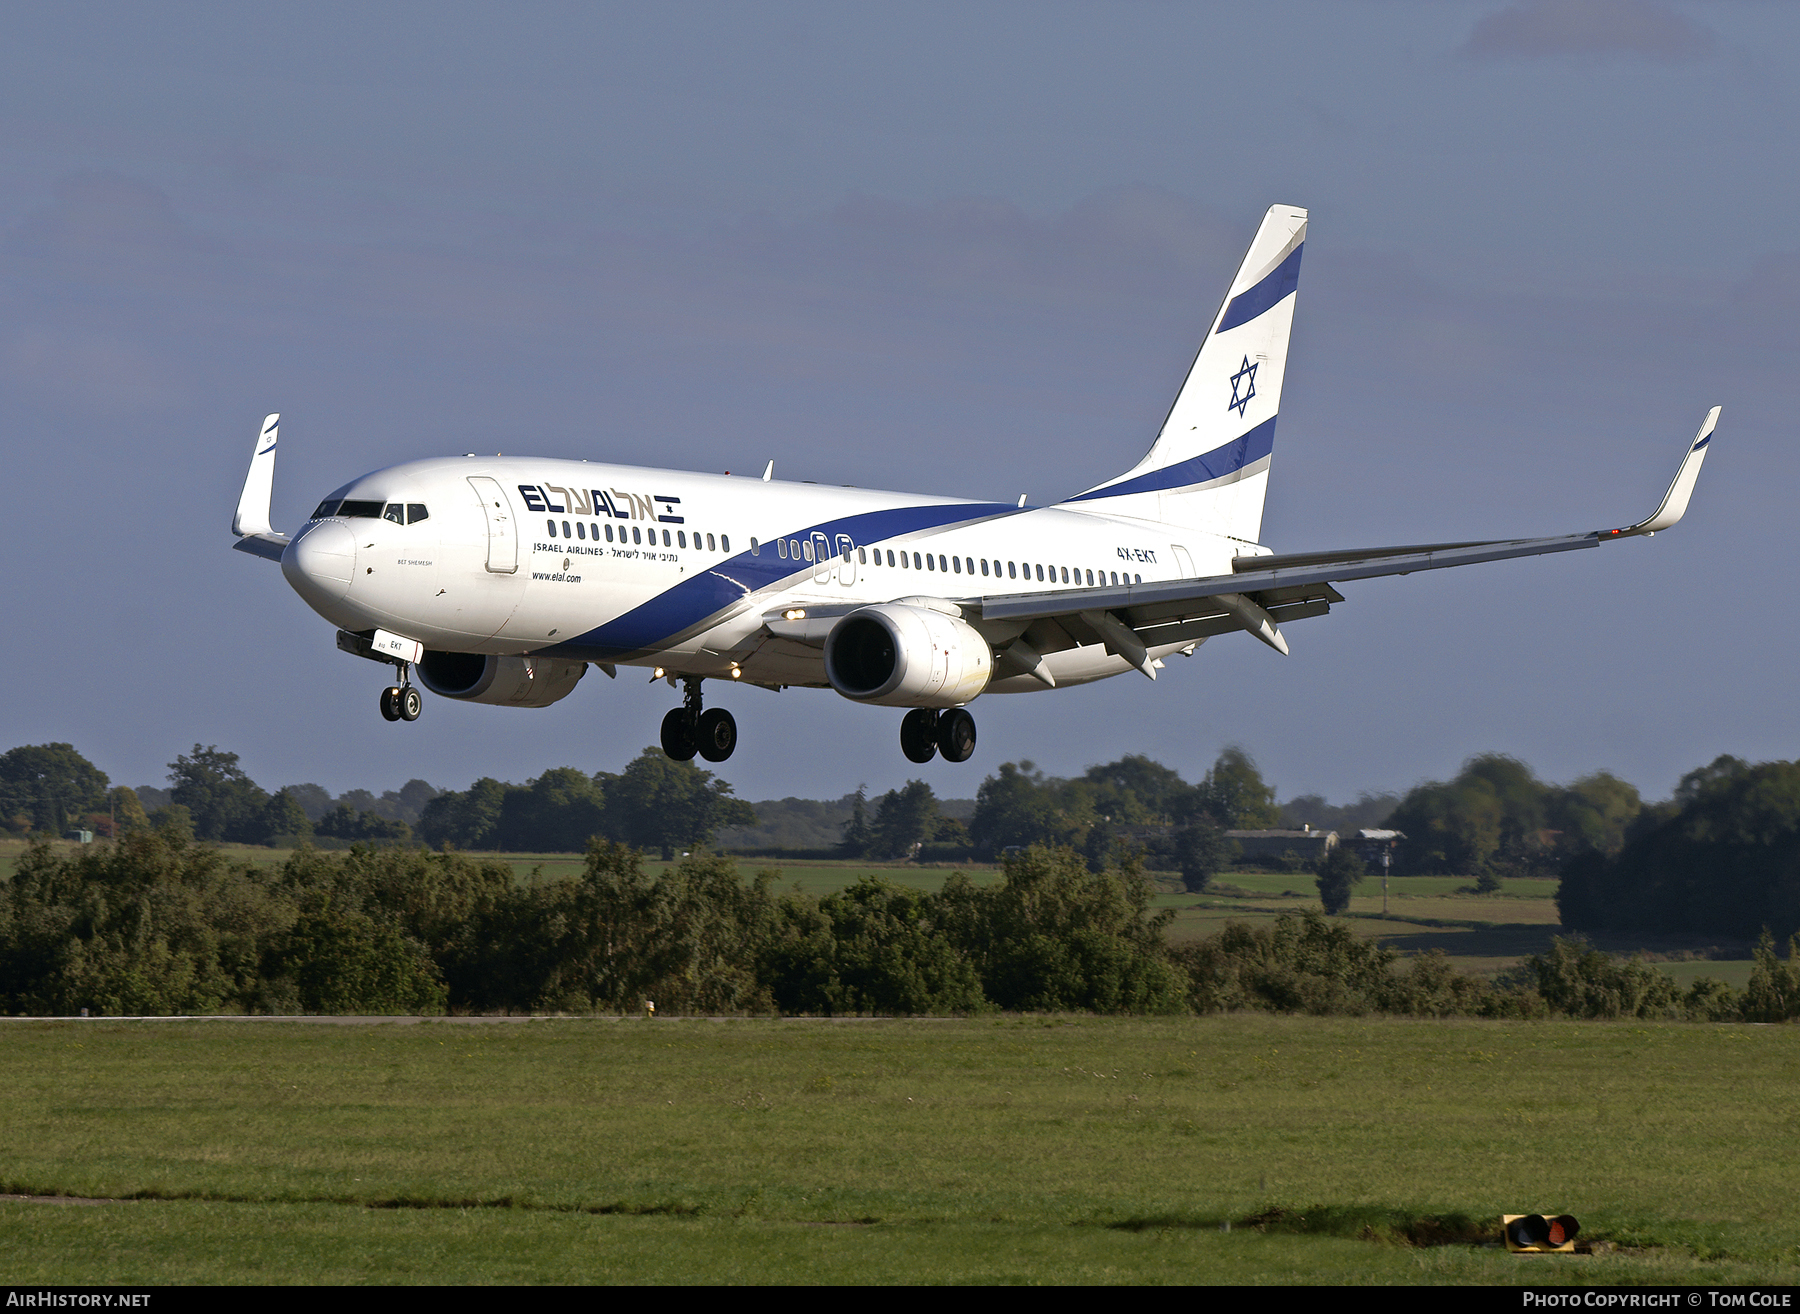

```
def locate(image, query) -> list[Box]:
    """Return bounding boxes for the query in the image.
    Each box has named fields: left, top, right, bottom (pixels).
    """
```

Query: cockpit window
left=407, top=504, right=429, bottom=524
left=338, top=500, right=383, bottom=518
left=383, top=503, right=405, bottom=524
left=311, top=499, right=342, bottom=519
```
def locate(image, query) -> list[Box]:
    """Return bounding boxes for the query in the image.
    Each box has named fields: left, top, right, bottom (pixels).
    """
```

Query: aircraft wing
left=230, top=413, right=288, bottom=562
left=971, top=407, right=1719, bottom=678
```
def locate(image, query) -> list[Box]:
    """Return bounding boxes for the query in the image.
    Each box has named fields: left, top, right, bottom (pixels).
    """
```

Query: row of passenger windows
left=743, top=536, right=1140, bottom=586
left=307, top=498, right=1135, bottom=587
left=306, top=499, right=1137, bottom=588
left=547, top=520, right=729, bottom=552
left=311, top=499, right=430, bottom=524
left=860, top=550, right=1138, bottom=587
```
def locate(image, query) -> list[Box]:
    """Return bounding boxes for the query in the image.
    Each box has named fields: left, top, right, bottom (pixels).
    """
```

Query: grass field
left=3, top=1015, right=1798, bottom=1284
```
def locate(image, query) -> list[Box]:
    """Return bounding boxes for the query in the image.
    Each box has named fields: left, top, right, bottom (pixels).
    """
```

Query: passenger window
left=708, top=533, right=717, bottom=552
left=407, top=504, right=429, bottom=524
left=802, top=540, right=813, bottom=562
left=912, top=552, right=922, bottom=569
left=858, top=548, right=866, bottom=564
left=311, top=499, right=341, bottom=520
left=980, top=560, right=989, bottom=576
left=952, top=557, right=961, bottom=574
left=662, top=530, right=671, bottom=547
left=548, top=520, right=558, bottom=537
left=606, top=524, right=614, bottom=542
left=777, top=538, right=787, bottom=559
left=1008, top=562, right=1017, bottom=579
left=721, top=534, right=730, bottom=552
left=677, top=531, right=686, bottom=548
left=925, top=554, right=934, bottom=571
left=1060, top=567, right=1069, bottom=583
left=888, top=550, right=896, bottom=567
left=1085, top=569, right=1094, bottom=585
left=1135, top=573, right=1142, bottom=584
left=576, top=522, right=586, bottom=540
left=632, top=527, right=642, bottom=544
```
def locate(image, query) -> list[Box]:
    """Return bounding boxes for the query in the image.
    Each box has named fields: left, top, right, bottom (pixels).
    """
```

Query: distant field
left=2, top=1015, right=1797, bottom=1285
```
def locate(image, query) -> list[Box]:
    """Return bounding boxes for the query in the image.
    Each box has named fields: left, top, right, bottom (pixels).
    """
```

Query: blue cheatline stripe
left=1065, top=416, right=1277, bottom=503
left=541, top=499, right=1020, bottom=659
left=1216, top=243, right=1303, bottom=334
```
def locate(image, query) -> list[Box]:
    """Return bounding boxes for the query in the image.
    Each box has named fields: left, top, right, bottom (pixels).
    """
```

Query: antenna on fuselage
left=762, top=460, right=774, bottom=482
left=1017, top=493, right=1027, bottom=508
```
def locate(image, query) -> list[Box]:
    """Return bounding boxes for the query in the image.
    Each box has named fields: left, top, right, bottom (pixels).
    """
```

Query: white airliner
left=232, top=205, right=1718, bottom=766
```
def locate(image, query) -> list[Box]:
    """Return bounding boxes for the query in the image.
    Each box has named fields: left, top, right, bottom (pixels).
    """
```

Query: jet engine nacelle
left=822, top=603, right=992, bottom=708
left=416, top=650, right=587, bottom=708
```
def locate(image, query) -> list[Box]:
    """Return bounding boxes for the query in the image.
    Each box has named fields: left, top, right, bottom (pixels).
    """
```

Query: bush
left=1314, top=846, right=1366, bottom=915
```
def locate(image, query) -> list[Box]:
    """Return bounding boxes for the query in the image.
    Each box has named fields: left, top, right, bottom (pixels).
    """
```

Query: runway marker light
left=1503, top=1213, right=1580, bottom=1253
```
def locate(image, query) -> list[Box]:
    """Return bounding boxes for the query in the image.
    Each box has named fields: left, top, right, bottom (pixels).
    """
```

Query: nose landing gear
left=379, top=661, right=423, bottom=723
left=900, top=707, right=976, bottom=764
left=660, top=676, right=737, bottom=762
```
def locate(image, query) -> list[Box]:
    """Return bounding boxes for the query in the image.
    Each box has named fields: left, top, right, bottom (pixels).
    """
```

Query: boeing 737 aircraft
left=231, top=205, right=1718, bottom=766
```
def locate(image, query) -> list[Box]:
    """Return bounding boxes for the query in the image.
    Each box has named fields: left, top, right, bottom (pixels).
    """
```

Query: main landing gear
left=900, top=707, right=976, bottom=764
left=378, top=661, right=422, bottom=723
left=660, top=676, right=737, bottom=763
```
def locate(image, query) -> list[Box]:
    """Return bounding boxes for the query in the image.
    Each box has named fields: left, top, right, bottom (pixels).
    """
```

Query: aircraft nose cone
left=282, top=519, right=357, bottom=604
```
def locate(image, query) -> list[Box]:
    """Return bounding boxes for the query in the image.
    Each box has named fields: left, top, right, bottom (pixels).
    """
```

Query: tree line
left=6, top=827, right=1796, bottom=1022
left=0, top=742, right=755, bottom=860
left=17, top=737, right=1800, bottom=941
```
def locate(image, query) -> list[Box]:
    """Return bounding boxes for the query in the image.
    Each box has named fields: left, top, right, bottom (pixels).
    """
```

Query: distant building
left=1351, top=829, right=1405, bottom=864
left=1225, top=826, right=1337, bottom=865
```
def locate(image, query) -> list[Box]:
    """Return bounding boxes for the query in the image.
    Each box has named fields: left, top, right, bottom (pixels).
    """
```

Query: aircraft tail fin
left=1064, top=205, right=1306, bottom=545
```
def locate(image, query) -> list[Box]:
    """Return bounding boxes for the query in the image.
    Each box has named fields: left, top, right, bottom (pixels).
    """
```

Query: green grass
left=3, top=1015, right=1799, bottom=1283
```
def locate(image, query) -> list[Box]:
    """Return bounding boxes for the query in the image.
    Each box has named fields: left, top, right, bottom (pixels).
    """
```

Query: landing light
left=784, top=609, right=806, bottom=620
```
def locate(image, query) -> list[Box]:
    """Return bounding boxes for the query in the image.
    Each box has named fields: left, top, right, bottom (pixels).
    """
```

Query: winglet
left=232, top=413, right=281, bottom=537
left=1609, top=406, right=1719, bottom=539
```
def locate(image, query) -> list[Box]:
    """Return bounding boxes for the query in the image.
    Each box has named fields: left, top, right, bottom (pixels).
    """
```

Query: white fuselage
left=280, top=456, right=1259, bottom=695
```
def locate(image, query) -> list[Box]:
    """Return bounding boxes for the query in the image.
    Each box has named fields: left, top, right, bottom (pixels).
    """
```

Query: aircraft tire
left=398, top=686, right=423, bottom=722
left=938, top=708, right=976, bottom=763
left=696, top=707, right=737, bottom=762
left=379, top=687, right=402, bottom=722
left=661, top=707, right=698, bottom=761
left=900, top=708, right=939, bottom=764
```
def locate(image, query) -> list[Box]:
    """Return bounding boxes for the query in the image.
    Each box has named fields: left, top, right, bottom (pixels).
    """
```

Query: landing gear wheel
left=379, top=686, right=402, bottom=722
left=900, top=708, right=939, bottom=764
left=696, top=707, right=738, bottom=762
left=661, top=707, right=697, bottom=761
left=398, top=686, right=423, bottom=722
left=937, top=708, right=976, bottom=763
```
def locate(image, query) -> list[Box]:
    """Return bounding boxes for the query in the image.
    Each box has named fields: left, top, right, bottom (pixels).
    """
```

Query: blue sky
left=1, top=2, right=1792, bottom=807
